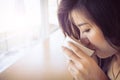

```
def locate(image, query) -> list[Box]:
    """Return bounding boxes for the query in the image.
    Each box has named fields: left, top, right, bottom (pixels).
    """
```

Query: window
left=0, top=0, right=43, bottom=72
left=48, top=0, right=59, bottom=33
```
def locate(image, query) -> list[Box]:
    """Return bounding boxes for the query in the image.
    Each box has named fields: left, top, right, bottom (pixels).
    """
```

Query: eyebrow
left=77, top=23, right=88, bottom=27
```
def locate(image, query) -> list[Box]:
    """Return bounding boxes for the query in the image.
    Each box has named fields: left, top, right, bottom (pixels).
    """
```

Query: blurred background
left=0, top=0, right=73, bottom=80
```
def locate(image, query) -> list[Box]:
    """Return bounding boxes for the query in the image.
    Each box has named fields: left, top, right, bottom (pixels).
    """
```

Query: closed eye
left=83, top=28, right=91, bottom=33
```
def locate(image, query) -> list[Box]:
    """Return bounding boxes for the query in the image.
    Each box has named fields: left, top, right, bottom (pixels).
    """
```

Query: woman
left=57, top=0, right=120, bottom=80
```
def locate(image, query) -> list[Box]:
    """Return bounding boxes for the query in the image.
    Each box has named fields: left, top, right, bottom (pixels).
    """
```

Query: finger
left=62, top=46, right=80, bottom=62
left=68, top=60, right=84, bottom=80
left=68, top=60, right=79, bottom=76
left=68, top=60, right=84, bottom=73
left=68, top=41, right=89, bottom=58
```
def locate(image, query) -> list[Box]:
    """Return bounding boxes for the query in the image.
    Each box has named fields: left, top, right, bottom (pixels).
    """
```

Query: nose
left=80, top=37, right=90, bottom=47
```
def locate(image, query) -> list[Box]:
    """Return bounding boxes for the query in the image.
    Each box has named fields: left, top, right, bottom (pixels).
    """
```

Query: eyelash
left=83, top=28, right=90, bottom=33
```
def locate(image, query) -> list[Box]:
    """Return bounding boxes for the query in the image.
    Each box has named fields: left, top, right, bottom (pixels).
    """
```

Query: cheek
left=88, top=30, right=105, bottom=46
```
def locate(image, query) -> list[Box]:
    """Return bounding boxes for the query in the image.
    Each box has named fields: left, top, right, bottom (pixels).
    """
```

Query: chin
left=95, top=51, right=110, bottom=59
left=97, top=54, right=107, bottom=58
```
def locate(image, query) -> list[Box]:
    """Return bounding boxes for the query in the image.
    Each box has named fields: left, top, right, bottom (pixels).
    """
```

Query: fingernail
left=61, top=46, right=66, bottom=51
left=67, top=41, right=72, bottom=46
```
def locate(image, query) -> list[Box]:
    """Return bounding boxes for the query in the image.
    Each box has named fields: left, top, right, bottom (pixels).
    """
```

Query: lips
left=80, top=38, right=96, bottom=50
left=84, top=42, right=96, bottom=51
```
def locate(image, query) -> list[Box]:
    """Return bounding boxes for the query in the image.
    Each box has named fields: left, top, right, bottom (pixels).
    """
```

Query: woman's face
left=71, top=10, right=117, bottom=58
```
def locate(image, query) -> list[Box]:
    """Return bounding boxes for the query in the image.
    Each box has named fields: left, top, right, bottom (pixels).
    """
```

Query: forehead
left=70, top=9, right=92, bottom=26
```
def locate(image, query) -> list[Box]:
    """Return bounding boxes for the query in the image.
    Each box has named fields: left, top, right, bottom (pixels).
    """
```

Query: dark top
left=97, top=55, right=114, bottom=80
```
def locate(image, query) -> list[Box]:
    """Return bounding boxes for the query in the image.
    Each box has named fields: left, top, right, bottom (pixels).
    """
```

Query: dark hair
left=57, top=0, right=120, bottom=47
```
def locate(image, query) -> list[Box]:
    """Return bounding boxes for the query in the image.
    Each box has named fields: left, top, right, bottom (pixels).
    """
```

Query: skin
left=62, top=43, right=108, bottom=80
left=70, top=9, right=117, bottom=58
left=62, top=9, right=120, bottom=80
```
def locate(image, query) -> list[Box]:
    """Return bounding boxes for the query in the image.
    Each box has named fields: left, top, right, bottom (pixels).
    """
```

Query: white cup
left=63, top=36, right=94, bottom=57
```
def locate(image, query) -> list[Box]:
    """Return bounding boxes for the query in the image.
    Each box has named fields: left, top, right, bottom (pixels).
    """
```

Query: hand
left=62, top=42, right=108, bottom=80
